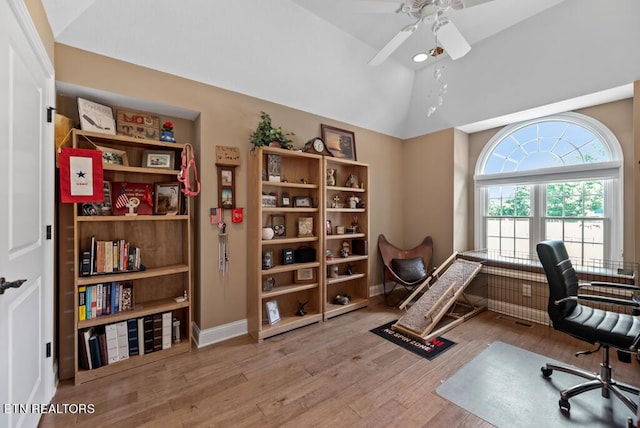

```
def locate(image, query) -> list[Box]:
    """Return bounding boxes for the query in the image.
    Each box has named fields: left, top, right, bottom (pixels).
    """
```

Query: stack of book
left=81, top=237, right=141, bottom=276
left=78, top=282, right=133, bottom=320
left=78, top=312, right=174, bottom=371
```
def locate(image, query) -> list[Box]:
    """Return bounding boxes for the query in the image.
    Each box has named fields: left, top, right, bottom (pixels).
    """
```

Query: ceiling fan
left=363, top=0, right=494, bottom=66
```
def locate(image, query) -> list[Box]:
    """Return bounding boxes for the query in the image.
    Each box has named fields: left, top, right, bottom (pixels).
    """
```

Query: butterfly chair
left=536, top=240, right=640, bottom=421
left=378, top=235, right=435, bottom=307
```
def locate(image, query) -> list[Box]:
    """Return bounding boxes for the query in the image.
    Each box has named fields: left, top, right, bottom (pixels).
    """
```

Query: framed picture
left=295, top=268, right=314, bottom=283
left=267, top=154, right=281, bottom=182
left=142, top=150, right=175, bottom=169
left=326, top=220, right=332, bottom=235
left=77, top=97, right=116, bottom=135
left=298, top=217, right=314, bottom=237
left=321, top=124, right=357, bottom=161
left=293, top=196, right=312, bottom=208
left=95, top=145, right=129, bottom=166
left=271, top=214, right=286, bottom=238
left=218, top=166, right=236, bottom=209
left=154, top=182, right=181, bottom=215
left=265, top=300, right=280, bottom=325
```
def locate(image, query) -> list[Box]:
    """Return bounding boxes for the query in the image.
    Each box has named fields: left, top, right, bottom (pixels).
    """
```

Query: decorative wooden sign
left=215, top=145, right=241, bottom=166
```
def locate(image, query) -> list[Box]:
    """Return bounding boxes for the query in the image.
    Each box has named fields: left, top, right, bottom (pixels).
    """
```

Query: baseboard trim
left=192, top=319, right=248, bottom=348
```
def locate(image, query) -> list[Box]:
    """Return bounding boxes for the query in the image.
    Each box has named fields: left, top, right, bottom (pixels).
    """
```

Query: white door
left=0, top=1, right=55, bottom=427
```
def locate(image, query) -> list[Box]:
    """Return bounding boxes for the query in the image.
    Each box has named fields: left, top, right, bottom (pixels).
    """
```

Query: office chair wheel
left=541, top=367, right=553, bottom=377
left=559, top=398, right=570, bottom=414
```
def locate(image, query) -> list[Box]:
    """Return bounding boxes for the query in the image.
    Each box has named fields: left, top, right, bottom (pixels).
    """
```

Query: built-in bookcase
left=69, top=129, right=192, bottom=384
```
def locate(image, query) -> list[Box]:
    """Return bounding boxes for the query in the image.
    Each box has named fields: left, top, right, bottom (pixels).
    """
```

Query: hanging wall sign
left=215, top=145, right=241, bottom=166
left=59, top=148, right=104, bottom=203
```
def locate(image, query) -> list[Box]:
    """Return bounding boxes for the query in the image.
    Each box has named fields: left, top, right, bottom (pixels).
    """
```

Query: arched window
left=474, top=112, right=623, bottom=265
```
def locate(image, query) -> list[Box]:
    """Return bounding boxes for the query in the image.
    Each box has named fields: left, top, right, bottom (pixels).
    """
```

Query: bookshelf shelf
left=65, top=129, right=193, bottom=384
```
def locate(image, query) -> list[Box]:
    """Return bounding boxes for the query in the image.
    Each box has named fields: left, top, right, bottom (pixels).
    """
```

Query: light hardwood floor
left=40, top=297, right=639, bottom=428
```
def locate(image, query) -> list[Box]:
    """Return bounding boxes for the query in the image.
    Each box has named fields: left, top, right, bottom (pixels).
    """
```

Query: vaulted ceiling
left=42, top=0, right=640, bottom=138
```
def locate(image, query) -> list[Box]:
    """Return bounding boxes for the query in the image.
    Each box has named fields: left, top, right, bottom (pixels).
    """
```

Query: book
left=89, top=236, right=96, bottom=275
left=137, top=317, right=145, bottom=356
left=88, top=333, right=102, bottom=369
left=78, top=286, right=86, bottom=321
left=81, top=251, right=91, bottom=276
left=105, top=323, right=119, bottom=364
left=127, top=318, right=139, bottom=356
left=116, top=321, right=129, bottom=361
left=143, top=315, right=154, bottom=354
left=105, top=242, right=113, bottom=273
left=96, top=283, right=102, bottom=317
left=90, top=286, right=97, bottom=318
left=162, top=312, right=172, bottom=350
left=120, top=283, right=133, bottom=311
left=97, top=330, right=108, bottom=366
left=85, top=286, right=92, bottom=320
left=111, top=181, right=154, bottom=216
left=152, top=313, right=163, bottom=352
left=78, top=328, right=92, bottom=370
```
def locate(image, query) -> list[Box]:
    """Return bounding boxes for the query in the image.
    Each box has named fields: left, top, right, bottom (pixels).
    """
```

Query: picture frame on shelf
left=271, top=214, right=286, bottom=238
left=267, top=154, right=281, bottom=182
left=295, top=268, right=314, bottom=283
left=77, top=97, right=116, bottom=135
left=142, top=150, right=175, bottom=170
left=321, top=124, right=357, bottom=161
left=297, top=217, right=314, bottom=237
left=154, top=182, right=181, bottom=215
left=265, top=300, right=280, bottom=325
left=293, top=196, right=312, bottom=208
left=95, top=145, right=129, bottom=166
left=218, top=166, right=236, bottom=209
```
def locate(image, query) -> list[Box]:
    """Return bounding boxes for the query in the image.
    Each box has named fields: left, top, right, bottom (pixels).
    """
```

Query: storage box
left=352, top=239, right=368, bottom=255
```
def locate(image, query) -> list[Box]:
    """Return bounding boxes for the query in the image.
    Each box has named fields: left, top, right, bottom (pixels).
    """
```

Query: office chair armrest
left=579, top=281, right=640, bottom=292
left=555, top=294, right=640, bottom=308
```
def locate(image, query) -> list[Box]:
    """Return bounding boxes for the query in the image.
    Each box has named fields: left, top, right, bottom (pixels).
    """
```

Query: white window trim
left=474, top=112, right=623, bottom=261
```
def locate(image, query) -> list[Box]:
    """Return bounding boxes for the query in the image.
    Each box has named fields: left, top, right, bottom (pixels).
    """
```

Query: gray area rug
left=436, top=341, right=638, bottom=428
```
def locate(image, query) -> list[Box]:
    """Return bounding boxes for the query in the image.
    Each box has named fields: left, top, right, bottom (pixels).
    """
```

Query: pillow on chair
left=391, top=257, right=426, bottom=283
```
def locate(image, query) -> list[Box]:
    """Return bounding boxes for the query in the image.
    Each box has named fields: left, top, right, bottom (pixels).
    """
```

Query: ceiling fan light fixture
left=433, top=19, right=471, bottom=60
left=412, top=52, right=429, bottom=62
left=429, top=46, right=444, bottom=57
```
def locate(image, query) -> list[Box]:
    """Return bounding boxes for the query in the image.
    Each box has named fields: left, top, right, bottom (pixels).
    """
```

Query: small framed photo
left=95, top=145, right=129, bottom=166
left=77, top=97, right=116, bottom=135
left=326, top=220, right=332, bottom=235
left=154, top=182, right=181, bottom=215
left=271, top=214, right=286, bottom=238
left=336, top=225, right=345, bottom=235
left=298, top=217, right=314, bottom=237
left=267, top=154, right=281, bottom=182
left=321, top=124, right=357, bottom=161
left=142, top=150, right=175, bottom=170
left=295, top=268, right=314, bottom=283
left=294, top=196, right=312, bottom=208
left=265, top=300, right=280, bottom=325
left=218, top=166, right=236, bottom=209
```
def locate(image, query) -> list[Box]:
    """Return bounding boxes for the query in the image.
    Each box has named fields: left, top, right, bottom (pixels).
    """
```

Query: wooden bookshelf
left=68, top=129, right=193, bottom=384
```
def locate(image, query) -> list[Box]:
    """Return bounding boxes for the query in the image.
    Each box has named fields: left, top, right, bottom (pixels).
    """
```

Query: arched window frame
left=474, top=112, right=624, bottom=261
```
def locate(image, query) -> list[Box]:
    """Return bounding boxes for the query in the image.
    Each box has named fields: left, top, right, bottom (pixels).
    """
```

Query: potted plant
left=249, top=111, right=294, bottom=149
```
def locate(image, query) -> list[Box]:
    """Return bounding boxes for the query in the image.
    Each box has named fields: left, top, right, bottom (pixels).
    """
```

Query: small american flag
left=115, top=185, right=129, bottom=209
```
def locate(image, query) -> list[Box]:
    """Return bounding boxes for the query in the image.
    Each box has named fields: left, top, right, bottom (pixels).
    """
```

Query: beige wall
left=24, top=0, right=54, bottom=61
left=54, top=44, right=402, bottom=331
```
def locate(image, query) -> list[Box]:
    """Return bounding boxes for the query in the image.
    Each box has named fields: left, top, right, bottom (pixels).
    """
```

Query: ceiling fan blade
left=435, top=19, right=470, bottom=60
left=451, top=0, right=494, bottom=10
left=350, top=1, right=403, bottom=14
left=368, top=22, right=419, bottom=66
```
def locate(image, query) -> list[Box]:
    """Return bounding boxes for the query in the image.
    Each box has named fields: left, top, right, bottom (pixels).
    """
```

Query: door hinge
left=46, top=225, right=52, bottom=240
left=46, top=107, right=55, bottom=123
left=46, top=342, right=51, bottom=358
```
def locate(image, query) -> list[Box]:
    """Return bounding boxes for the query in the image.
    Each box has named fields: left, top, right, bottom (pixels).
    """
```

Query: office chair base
left=541, top=360, right=639, bottom=417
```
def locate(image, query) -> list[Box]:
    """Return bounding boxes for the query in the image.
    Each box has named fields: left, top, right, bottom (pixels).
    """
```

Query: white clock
left=313, top=138, right=324, bottom=152
left=303, top=137, right=332, bottom=156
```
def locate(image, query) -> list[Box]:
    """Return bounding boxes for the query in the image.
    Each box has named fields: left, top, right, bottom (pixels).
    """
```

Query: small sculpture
left=326, top=168, right=336, bottom=186
left=348, top=195, right=360, bottom=209
left=332, top=194, right=341, bottom=208
left=346, top=264, right=354, bottom=275
left=296, top=301, right=308, bottom=316
left=340, top=240, right=350, bottom=258
left=345, top=174, right=359, bottom=188
left=333, top=294, right=351, bottom=305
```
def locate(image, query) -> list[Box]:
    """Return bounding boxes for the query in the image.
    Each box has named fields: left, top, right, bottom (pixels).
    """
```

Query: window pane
left=546, top=197, right=563, bottom=217
left=515, top=238, right=529, bottom=255
left=583, top=243, right=603, bottom=263
left=514, top=219, right=529, bottom=238
left=487, top=237, right=500, bottom=252
left=487, top=218, right=500, bottom=236
left=583, top=220, right=603, bottom=243
left=488, top=198, right=501, bottom=216
left=565, top=242, right=582, bottom=263
left=564, top=220, right=582, bottom=242
left=500, top=218, right=514, bottom=235
left=545, top=219, right=563, bottom=239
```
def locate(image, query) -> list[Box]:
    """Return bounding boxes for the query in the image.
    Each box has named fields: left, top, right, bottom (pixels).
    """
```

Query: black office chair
left=536, top=240, right=640, bottom=421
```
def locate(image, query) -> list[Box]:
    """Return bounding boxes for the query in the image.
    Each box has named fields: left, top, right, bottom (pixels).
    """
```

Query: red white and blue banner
left=59, top=148, right=104, bottom=203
